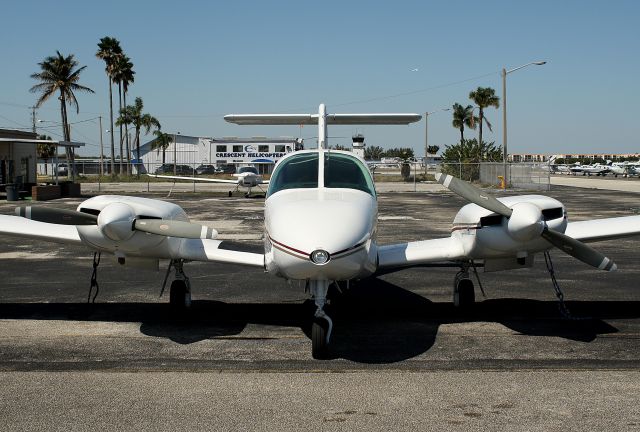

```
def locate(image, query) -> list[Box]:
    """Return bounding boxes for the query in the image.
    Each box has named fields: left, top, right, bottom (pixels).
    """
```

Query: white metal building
left=138, top=136, right=304, bottom=174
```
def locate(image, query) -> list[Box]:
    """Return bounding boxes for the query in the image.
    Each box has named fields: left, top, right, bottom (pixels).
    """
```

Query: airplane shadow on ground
left=0, top=277, right=635, bottom=364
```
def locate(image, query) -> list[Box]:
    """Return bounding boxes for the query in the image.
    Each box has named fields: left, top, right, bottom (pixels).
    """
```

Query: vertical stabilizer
left=318, top=104, right=327, bottom=149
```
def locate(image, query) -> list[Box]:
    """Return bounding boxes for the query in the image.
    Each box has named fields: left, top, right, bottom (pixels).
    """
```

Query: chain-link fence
left=436, top=162, right=550, bottom=190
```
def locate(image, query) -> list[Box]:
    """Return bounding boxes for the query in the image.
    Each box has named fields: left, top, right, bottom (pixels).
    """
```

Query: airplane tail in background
left=225, top=104, right=422, bottom=149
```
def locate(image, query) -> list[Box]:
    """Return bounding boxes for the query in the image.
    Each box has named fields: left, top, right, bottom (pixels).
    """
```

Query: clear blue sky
left=1, top=0, right=638, bottom=156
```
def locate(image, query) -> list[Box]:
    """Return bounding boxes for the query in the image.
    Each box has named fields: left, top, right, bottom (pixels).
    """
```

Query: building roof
left=0, top=129, right=37, bottom=140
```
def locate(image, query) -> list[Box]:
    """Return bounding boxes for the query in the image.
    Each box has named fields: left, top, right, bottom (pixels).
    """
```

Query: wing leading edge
left=0, top=214, right=82, bottom=245
left=377, top=237, right=467, bottom=270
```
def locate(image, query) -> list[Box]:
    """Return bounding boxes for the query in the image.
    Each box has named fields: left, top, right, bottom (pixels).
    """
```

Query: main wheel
left=228, top=191, right=233, bottom=197
left=169, top=280, right=191, bottom=311
left=311, top=318, right=330, bottom=359
left=454, top=278, right=475, bottom=308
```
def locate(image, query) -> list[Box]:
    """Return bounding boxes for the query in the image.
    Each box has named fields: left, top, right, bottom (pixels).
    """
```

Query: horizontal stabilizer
left=224, top=113, right=422, bottom=125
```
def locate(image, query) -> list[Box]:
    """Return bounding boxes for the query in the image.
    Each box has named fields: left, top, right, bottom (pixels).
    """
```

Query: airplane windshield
left=324, top=152, right=375, bottom=196
left=267, top=153, right=319, bottom=196
left=238, top=166, right=258, bottom=174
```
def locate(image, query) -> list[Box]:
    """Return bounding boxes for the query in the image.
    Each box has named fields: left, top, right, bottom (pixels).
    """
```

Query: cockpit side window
left=324, top=153, right=376, bottom=196
left=267, top=153, right=319, bottom=196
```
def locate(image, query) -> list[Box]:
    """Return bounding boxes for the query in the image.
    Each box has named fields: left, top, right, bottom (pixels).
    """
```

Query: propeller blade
left=15, top=206, right=97, bottom=225
left=133, top=219, right=218, bottom=240
left=541, top=228, right=617, bottom=271
left=435, top=173, right=513, bottom=218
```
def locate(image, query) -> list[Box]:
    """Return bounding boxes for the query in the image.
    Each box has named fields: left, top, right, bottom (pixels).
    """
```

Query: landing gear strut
left=310, top=280, right=333, bottom=359
left=453, top=265, right=475, bottom=309
left=161, top=259, right=192, bottom=311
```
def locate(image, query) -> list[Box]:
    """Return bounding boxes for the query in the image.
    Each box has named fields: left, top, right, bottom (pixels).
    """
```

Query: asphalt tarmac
left=0, top=184, right=639, bottom=431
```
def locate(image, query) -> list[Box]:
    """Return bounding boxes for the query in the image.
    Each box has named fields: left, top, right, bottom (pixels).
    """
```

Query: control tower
left=352, top=134, right=365, bottom=159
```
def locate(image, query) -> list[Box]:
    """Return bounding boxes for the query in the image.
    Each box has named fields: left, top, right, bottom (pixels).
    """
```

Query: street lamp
left=424, top=107, right=450, bottom=171
left=174, top=132, right=180, bottom=175
left=502, top=61, right=546, bottom=186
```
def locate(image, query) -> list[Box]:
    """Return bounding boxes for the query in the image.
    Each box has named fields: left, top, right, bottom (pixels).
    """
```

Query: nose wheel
left=309, top=280, right=333, bottom=359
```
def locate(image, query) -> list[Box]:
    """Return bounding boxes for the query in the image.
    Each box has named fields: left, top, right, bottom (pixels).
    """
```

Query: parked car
left=218, top=164, right=237, bottom=174
left=154, top=164, right=194, bottom=175
left=57, top=163, right=69, bottom=176
left=195, top=164, right=221, bottom=175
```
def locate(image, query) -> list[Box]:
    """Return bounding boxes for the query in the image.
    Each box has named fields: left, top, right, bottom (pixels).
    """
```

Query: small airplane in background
left=1, top=104, right=640, bottom=359
left=148, top=165, right=268, bottom=197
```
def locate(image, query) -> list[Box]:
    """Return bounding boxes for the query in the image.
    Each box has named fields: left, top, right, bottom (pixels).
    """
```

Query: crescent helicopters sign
left=215, top=145, right=287, bottom=161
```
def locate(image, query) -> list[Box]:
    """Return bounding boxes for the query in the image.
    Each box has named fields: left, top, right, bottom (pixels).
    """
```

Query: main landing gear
left=309, top=280, right=333, bottom=359
left=161, top=259, right=192, bottom=311
left=453, top=263, right=478, bottom=309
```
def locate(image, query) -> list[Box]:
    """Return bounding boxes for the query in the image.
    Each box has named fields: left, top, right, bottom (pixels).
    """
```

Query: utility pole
left=31, top=107, right=36, bottom=134
left=99, top=116, right=104, bottom=177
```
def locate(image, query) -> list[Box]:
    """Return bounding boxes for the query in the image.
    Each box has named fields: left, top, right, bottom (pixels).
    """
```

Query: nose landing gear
left=310, top=279, right=333, bottom=359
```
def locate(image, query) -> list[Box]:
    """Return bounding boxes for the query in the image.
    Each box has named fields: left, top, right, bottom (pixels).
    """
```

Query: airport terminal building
left=138, top=136, right=304, bottom=174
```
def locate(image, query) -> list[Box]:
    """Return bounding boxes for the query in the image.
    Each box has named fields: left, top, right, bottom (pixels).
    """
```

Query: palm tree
left=112, top=54, right=135, bottom=175
left=151, top=130, right=173, bottom=164
left=451, top=103, right=477, bottom=143
left=116, top=97, right=161, bottom=177
left=30, top=51, right=94, bottom=179
left=96, top=37, right=122, bottom=175
left=469, top=87, right=500, bottom=151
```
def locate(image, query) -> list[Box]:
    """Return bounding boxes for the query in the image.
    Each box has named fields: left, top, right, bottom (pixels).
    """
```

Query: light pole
left=502, top=61, right=546, bottom=187
left=424, top=108, right=450, bottom=172
left=174, top=132, right=180, bottom=175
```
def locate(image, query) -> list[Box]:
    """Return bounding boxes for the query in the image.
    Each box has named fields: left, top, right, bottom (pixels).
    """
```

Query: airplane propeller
left=15, top=206, right=218, bottom=240
left=435, top=173, right=617, bottom=271
left=15, top=206, right=98, bottom=225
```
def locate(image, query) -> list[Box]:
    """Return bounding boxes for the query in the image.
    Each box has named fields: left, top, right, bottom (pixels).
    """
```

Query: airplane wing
left=0, top=214, right=264, bottom=268
left=147, top=174, right=270, bottom=185
left=0, top=215, right=82, bottom=245
left=147, top=174, right=239, bottom=184
left=564, top=215, right=640, bottom=243
left=377, top=237, right=467, bottom=270
left=171, top=238, right=264, bottom=267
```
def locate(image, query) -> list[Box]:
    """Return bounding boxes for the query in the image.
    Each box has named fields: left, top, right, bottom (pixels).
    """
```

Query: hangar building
left=138, top=136, right=304, bottom=174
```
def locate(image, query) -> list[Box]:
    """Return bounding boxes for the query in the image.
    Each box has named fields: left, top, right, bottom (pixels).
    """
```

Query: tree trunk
left=135, top=129, right=141, bottom=178
left=117, top=82, right=124, bottom=175
left=124, top=92, right=130, bottom=176
left=478, top=107, right=484, bottom=157
left=108, top=77, right=115, bottom=176
left=162, top=147, right=166, bottom=164
left=460, top=126, right=464, bottom=143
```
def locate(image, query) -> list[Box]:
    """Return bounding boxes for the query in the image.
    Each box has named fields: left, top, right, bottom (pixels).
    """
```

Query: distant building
left=508, top=153, right=640, bottom=163
left=0, top=128, right=37, bottom=185
left=138, top=135, right=303, bottom=174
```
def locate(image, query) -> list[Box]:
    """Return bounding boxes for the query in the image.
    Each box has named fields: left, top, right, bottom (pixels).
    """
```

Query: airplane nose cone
left=266, top=191, right=375, bottom=257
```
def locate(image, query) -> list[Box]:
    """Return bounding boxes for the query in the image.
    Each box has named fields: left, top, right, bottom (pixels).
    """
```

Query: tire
left=169, top=280, right=190, bottom=311
left=311, top=319, right=329, bottom=359
left=454, top=278, right=475, bottom=308
left=228, top=191, right=233, bottom=197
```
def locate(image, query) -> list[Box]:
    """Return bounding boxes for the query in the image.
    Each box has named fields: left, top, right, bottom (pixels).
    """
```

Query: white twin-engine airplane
left=148, top=165, right=267, bottom=197
left=1, top=103, right=640, bottom=359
